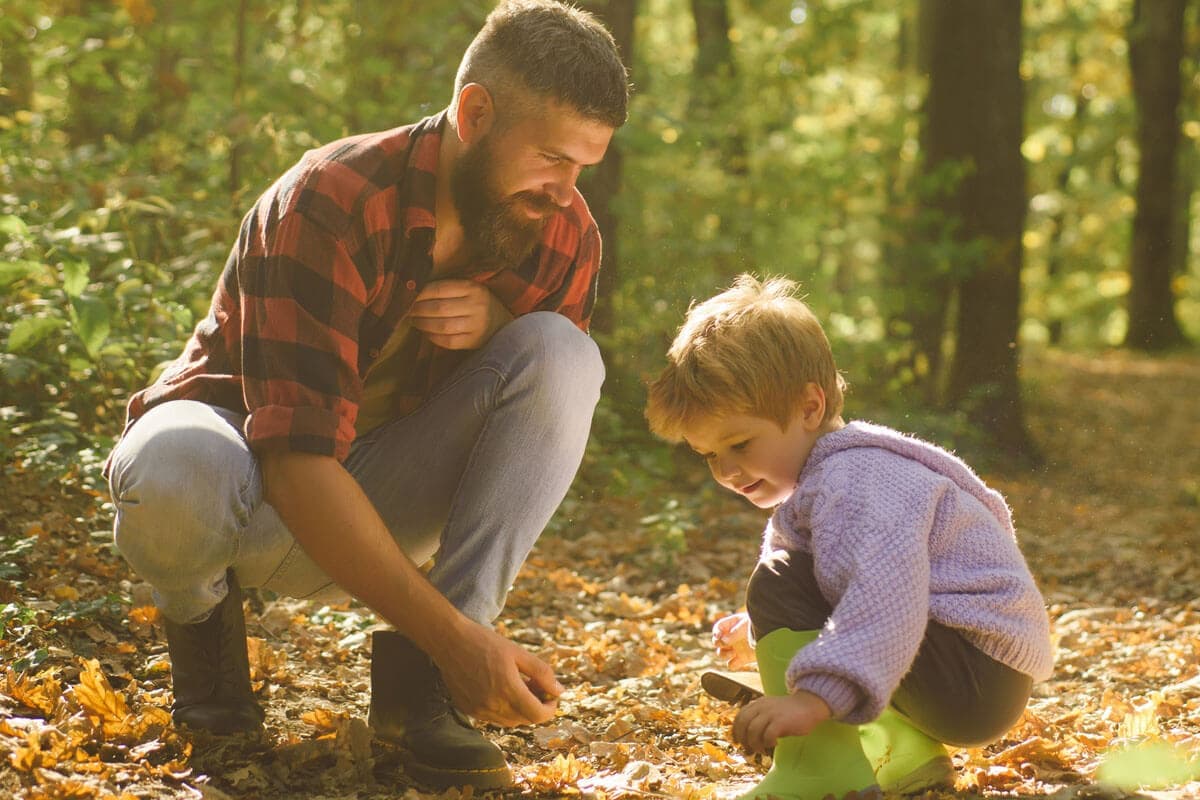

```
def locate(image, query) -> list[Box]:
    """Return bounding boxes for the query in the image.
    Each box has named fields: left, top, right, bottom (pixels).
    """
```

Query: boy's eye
left=731, top=440, right=750, bottom=452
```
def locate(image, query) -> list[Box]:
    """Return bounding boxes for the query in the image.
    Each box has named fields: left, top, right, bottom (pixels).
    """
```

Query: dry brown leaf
left=11, top=729, right=51, bottom=772
left=127, top=606, right=160, bottom=626
left=525, top=752, right=589, bottom=792
left=6, top=668, right=62, bottom=717
left=300, top=707, right=344, bottom=733
left=72, top=659, right=128, bottom=726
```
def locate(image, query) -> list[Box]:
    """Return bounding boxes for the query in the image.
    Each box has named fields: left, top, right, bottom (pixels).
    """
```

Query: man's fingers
left=503, top=679, right=556, bottom=725
left=509, top=652, right=560, bottom=724
left=518, top=651, right=563, bottom=698
left=414, top=279, right=478, bottom=302
left=410, top=314, right=472, bottom=335
left=410, top=298, right=476, bottom=319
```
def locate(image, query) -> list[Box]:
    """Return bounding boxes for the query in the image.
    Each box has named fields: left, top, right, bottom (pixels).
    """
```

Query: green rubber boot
left=737, top=629, right=879, bottom=800
left=859, top=707, right=954, bottom=794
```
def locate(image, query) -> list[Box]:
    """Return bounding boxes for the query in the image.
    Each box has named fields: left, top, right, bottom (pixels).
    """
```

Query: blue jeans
left=107, top=312, right=604, bottom=626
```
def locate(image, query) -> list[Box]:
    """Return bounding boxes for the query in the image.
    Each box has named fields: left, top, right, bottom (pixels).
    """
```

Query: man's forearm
left=259, top=449, right=466, bottom=661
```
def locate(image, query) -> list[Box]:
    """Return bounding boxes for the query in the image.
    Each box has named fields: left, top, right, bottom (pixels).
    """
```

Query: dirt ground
left=1, top=347, right=1198, bottom=799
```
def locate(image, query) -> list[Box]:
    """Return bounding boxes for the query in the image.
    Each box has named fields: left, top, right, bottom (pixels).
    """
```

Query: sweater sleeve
left=784, top=459, right=943, bottom=724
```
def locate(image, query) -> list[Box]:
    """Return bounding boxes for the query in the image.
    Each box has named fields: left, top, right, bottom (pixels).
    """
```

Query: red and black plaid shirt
left=118, top=111, right=601, bottom=462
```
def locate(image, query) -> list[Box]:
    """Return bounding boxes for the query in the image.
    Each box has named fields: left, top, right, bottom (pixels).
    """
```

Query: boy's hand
left=731, top=690, right=832, bottom=753
left=712, top=612, right=755, bottom=669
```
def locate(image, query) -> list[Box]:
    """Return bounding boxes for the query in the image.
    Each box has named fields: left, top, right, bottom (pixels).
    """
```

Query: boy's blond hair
left=645, top=274, right=846, bottom=442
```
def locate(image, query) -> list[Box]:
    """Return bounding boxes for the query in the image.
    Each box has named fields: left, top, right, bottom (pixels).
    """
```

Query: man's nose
left=546, top=165, right=582, bottom=207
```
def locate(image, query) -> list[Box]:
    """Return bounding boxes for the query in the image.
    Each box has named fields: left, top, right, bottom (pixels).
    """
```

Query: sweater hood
left=801, top=421, right=1014, bottom=534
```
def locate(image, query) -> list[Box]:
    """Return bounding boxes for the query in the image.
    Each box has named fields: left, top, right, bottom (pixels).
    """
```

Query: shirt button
left=406, top=279, right=417, bottom=291
left=368, top=348, right=380, bottom=358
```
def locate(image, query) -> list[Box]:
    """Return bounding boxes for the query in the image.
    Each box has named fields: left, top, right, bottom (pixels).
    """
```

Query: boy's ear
left=799, top=383, right=826, bottom=430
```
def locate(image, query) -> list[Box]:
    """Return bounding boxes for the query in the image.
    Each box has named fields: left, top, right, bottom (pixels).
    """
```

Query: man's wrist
left=409, top=605, right=474, bottom=666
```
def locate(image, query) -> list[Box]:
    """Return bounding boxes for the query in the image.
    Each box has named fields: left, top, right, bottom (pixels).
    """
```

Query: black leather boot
left=163, top=570, right=265, bottom=734
left=368, top=630, right=512, bottom=789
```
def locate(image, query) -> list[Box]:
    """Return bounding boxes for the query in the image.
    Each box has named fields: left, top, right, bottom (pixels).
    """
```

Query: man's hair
left=451, top=0, right=630, bottom=129
left=645, top=274, right=847, bottom=442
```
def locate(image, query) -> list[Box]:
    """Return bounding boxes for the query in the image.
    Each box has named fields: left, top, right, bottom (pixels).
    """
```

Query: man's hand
left=430, top=618, right=563, bottom=727
left=712, top=612, right=755, bottom=669
left=731, top=690, right=832, bottom=753
left=260, top=452, right=556, bottom=729
left=409, top=279, right=513, bottom=350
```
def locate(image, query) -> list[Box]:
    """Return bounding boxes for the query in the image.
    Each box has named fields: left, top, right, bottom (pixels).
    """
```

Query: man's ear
left=454, top=83, right=496, bottom=145
left=799, top=383, right=827, bottom=430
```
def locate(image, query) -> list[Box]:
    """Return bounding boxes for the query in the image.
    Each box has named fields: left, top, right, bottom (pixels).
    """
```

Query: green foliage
left=1, top=0, right=1196, bottom=499
left=1097, top=739, right=1200, bottom=790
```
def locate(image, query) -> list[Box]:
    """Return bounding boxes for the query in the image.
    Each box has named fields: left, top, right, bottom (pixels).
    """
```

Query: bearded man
left=103, top=1, right=628, bottom=790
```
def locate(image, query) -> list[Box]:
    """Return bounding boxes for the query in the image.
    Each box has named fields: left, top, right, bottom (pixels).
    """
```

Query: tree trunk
left=229, top=0, right=249, bottom=203
left=64, top=0, right=125, bottom=146
left=884, top=1, right=948, bottom=400
left=926, top=0, right=1036, bottom=458
left=1045, top=24, right=1088, bottom=346
left=901, top=0, right=956, bottom=403
left=1125, top=0, right=1188, bottom=350
left=1172, top=1, right=1198, bottom=284
left=578, top=0, right=636, bottom=337
left=0, top=13, right=35, bottom=115
left=689, top=0, right=750, bottom=280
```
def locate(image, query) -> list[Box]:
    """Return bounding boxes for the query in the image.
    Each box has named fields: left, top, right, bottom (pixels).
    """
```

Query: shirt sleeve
left=239, top=204, right=369, bottom=462
left=783, top=462, right=942, bottom=724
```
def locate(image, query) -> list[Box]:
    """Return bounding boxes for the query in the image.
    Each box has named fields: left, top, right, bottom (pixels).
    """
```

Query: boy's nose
left=710, top=456, right=740, bottom=484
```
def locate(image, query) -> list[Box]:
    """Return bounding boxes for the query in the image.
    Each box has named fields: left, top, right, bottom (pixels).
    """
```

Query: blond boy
left=646, top=275, right=1052, bottom=800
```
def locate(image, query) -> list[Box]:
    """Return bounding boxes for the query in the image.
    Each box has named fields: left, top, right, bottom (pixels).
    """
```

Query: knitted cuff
left=790, top=672, right=864, bottom=721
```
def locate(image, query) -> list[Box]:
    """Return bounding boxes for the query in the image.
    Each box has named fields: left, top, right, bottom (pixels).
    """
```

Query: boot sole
left=701, top=670, right=764, bottom=705
left=884, top=754, right=955, bottom=794
left=401, top=751, right=513, bottom=791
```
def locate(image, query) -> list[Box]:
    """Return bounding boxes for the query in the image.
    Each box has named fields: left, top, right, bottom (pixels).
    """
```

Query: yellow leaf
left=11, top=729, right=49, bottom=772
left=128, top=606, right=161, bottom=626
left=300, top=708, right=344, bottom=733
left=73, top=658, right=128, bottom=726
left=6, top=668, right=61, bottom=716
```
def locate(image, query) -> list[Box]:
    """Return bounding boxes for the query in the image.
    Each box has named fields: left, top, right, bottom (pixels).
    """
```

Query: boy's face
left=682, top=412, right=821, bottom=509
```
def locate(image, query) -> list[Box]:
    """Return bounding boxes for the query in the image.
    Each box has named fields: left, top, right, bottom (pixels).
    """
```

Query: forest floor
left=1, top=347, right=1198, bottom=800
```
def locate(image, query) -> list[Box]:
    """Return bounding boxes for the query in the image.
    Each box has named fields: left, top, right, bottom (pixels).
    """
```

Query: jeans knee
left=509, top=311, right=605, bottom=404
left=109, top=416, right=248, bottom=587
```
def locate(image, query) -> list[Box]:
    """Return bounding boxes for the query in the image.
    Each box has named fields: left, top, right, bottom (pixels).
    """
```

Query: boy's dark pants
left=746, top=549, right=1033, bottom=747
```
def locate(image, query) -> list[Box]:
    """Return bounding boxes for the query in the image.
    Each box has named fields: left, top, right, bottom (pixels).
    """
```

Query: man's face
left=451, top=100, right=613, bottom=268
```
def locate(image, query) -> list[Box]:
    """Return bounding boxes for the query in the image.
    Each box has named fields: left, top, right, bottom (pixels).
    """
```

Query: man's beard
left=450, top=134, right=559, bottom=269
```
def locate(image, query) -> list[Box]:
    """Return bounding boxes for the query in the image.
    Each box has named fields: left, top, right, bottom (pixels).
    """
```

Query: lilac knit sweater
left=764, top=421, right=1054, bottom=724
